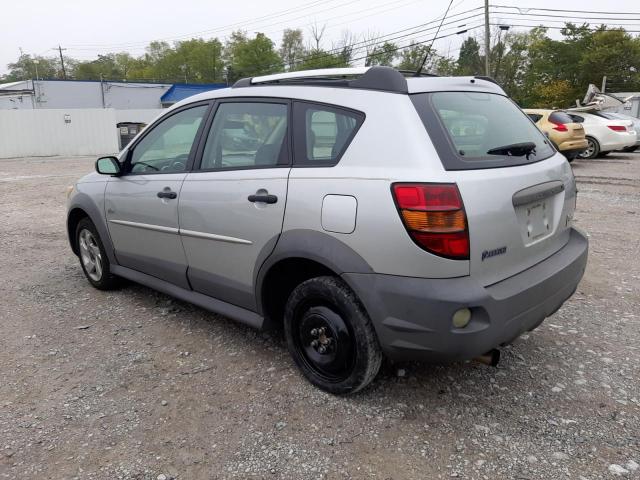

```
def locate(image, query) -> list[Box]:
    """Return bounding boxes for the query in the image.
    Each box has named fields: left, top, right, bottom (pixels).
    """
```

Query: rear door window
left=292, top=102, right=364, bottom=166
left=412, top=92, right=555, bottom=170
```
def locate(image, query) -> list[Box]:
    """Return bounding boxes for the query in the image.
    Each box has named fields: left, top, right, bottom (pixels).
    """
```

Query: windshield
left=411, top=92, right=555, bottom=170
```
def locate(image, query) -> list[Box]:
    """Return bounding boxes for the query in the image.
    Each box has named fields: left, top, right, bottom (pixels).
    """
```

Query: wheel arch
left=67, top=193, right=117, bottom=264
left=255, top=229, right=374, bottom=327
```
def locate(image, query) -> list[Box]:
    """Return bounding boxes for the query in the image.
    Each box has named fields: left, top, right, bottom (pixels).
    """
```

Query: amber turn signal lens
left=392, top=183, right=470, bottom=259
left=401, top=209, right=466, bottom=233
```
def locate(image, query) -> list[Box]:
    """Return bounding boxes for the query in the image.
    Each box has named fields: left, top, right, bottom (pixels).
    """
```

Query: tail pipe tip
left=473, top=348, right=501, bottom=367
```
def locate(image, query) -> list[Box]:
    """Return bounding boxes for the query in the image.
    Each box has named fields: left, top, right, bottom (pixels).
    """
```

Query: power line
left=66, top=0, right=482, bottom=53
left=277, top=16, right=485, bottom=71
left=65, top=0, right=427, bottom=53
left=417, top=0, right=455, bottom=74
left=492, top=10, right=640, bottom=22
left=491, top=23, right=640, bottom=33
left=490, top=16, right=640, bottom=29
left=67, top=0, right=362, bottom=49
left=492, top=5, right=640, bottom=16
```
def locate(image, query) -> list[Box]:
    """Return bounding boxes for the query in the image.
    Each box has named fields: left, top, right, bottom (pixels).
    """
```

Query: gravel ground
left=0, top=153, right=638, bottom=480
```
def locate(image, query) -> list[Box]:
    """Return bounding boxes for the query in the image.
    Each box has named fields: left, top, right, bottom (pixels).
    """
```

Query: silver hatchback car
left=67, top=67, right=588, bottom=394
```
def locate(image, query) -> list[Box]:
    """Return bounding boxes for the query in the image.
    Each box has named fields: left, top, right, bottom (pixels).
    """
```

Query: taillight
left=608, top=125, right=627, bottom=132
left=392, top=183, right=469, bottom=259
left=551, top=122, right=568, bottom=132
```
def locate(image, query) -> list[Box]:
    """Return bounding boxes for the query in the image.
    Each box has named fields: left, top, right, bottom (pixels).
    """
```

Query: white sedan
left=569, top=112, right=636, bottom=159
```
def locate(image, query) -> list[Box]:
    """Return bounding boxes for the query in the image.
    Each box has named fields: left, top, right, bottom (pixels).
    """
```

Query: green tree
left=397, top=43, right=432, bottom=72
left=73, top=54, right=123, bottom=80
left=295, top=49, right=350, bottom=70
left=225, top=31, right=282, bottom=82
left=365, top=42, right=398, bottom=67
left=456, top=37, right=482, bottom=75
left=280, top=29, right=305, bottom=70
left=5, top=53, right=60, bottom=81
left=174, top=38, right=225, bottom=82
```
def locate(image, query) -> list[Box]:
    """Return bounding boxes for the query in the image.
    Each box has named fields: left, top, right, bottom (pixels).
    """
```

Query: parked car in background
left=66, top=67, right=588, bottom=394
left=524, top=109, right=587, bottom=162
left=596, top=111, right=640, bottom=152
left=568, top=112, right=636, bottom=159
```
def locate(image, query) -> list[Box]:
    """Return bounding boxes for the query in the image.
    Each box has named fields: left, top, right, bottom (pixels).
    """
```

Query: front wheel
left=284, top=276, right=382, bottom=394
left=578, top=136, right=600, bottom=159
left=75, top=218, right=121, bottom=290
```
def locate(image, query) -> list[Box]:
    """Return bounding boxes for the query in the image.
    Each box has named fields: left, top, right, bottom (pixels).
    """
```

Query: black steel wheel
left=284, top=276, right=382, bottom=394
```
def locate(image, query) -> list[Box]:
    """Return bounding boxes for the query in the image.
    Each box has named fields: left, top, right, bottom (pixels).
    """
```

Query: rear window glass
left=412, top=92, right=555, bottom=170
left=549, top=111, right=574, bottom=124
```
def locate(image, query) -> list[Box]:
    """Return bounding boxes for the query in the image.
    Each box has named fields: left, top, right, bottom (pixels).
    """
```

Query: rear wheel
left=284, top=276, right=382, bottom=394
left=75, top=218, right=121, bottom=290
left=578, top=136, right=600, bottom=159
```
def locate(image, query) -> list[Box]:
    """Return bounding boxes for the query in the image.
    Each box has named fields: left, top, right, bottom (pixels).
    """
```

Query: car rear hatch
left=411, top=90, right=577, bottom=286
left=549, top=111, right=585, bottom=142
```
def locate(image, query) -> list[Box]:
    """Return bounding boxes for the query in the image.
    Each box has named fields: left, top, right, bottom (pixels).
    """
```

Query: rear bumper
left=557, top=139, right=588, bottom=153
left=344, top=228, right=588, bottom=362
left=601, top=135, right=637, bottom=152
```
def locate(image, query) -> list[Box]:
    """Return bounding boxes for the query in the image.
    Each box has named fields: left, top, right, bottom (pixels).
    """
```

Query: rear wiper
left=486, top=142, right=536, bottom=158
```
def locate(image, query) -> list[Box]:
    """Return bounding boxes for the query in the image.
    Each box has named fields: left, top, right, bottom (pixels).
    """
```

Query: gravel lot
left=1, top=153, right=639, bottom=480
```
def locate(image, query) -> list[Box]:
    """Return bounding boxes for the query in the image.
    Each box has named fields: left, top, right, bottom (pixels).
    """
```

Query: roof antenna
left=415, top=0, right=454, bottom=76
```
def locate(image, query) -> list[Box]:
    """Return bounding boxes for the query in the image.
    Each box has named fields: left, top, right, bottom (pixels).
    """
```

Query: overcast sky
left=2, top=0, right=638, bottom=75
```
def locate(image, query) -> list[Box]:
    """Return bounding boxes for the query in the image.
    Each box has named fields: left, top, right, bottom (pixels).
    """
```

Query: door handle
left=248, top=194, right=278, bottom=204
left=157, top=190, right=177, bottom=199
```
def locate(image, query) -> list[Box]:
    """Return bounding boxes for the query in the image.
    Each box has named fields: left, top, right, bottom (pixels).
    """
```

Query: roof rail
left=474, top=75, right=500, bottom=86
left=397, top=70, right=439, bottom=78
left=232, top=66, right=409, bottom=94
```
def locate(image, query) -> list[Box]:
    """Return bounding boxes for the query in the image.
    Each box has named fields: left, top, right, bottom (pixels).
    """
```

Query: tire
left=75, top=218, right=121, bottom=290
left=578, top=136, right=600, bottom=159
left=284, top=276, right=382, bottom=394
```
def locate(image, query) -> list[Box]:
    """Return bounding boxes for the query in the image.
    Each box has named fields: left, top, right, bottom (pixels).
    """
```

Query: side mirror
left=96, top=156, right=121, bottom=175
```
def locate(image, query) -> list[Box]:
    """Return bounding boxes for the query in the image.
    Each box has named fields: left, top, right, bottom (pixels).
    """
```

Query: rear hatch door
left=412, top=91, right=577, bottom=286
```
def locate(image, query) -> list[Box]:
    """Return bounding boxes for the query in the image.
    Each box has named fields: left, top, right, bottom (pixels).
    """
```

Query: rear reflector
left=392, top=183, right=469, bottom=259
left=608, top=125, right=627, bottom=132
left=551, top=122, right=568, bottom=132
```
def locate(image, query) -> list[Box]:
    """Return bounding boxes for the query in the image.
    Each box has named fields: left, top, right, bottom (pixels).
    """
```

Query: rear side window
left=527, top=113, right=543, bottom=123
left=549, top=111, right=574, bottom=124
left=293, top=102, right=364, bottom=166
left=412, top=92, right=555, bottom=170
left=570, top=115, right=584, bottom=123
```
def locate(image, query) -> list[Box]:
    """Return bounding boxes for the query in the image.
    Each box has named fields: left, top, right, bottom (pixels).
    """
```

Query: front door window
left=129, top=105, right=208, bottom=174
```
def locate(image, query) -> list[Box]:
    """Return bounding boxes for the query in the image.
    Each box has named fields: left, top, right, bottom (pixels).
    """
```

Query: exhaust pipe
left=473, top=349, right=500, bottom=367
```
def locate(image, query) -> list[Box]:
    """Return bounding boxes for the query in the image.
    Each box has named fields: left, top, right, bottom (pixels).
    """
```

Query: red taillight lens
left=551, top=122, right=568, bottom=132
left=392, top=183, right=469, bottom=259
left=608, top=125, right=626, bottom=132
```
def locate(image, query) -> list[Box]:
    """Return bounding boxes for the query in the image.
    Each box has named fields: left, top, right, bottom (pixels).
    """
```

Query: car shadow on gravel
left=112, top=277, right=551, bottom=408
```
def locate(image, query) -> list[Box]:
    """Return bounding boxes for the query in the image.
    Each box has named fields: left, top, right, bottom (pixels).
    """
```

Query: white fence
left=115, top=108, right=163, bottom=125
left=0, top=108, right=120, bottom=158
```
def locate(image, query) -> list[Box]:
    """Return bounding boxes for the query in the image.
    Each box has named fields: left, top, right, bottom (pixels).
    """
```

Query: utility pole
left=601, top=76, right=607, bottom=93
left=58, top=45, right=67, bottom=79
left=484, top=0, right=490, bottom=76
